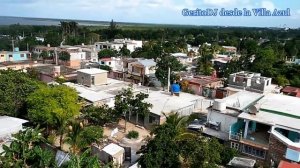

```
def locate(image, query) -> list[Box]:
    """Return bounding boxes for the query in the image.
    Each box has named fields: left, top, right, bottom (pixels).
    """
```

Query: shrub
left=127, top=130, right=139, bottom=139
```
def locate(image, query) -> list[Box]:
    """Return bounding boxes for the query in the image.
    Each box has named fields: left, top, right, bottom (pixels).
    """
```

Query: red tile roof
left=100, top=57, right=112, bottom=61
left=281, top=86, right=300, bottom=98
left=278, top=160, right=300, bottom=168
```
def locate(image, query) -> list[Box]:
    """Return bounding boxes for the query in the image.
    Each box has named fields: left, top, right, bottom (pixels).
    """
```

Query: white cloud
left=202, top=0, right=237, bottom=7
left=261, top=1, right=275, bottom=10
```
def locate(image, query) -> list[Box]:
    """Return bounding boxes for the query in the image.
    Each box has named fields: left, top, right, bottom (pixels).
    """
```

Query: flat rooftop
left=0, top=116, right=28, bottom=137
left=102, top=143, right=124, bottom=156
left=77, top=68, right=108, bottom=75
left=64, top=80, right=202, bottom=116
left=238, top=93, right=300, bottom=130
left=146, top=91, right=201, bottom=116
left=222, top=91, right=263, bottom=111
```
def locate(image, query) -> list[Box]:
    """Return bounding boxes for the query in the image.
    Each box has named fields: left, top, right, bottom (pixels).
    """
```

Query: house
left=228, top=71, right=273, bottom=94
left=34, top=65, right=77, bottom=83
left=127, top=58, right=156, bottom=84
left=95, top=41, right=124, bottom=52
left=205, top=91, right=263, bottom=141
left=281, top=86, right=300, bottom=98
left=187, top=44, right=200, bottom=55
left=0, top=60, right=47, bottom=71
left=0, top=116, right=28, bottom=153
left=222, top=46, right=237, bottom=54
left=75, top=44, right=98, bottom=62
left=77, top=68, right=108, bottom=87
left=230, top=94, right=300, bottom=163
left=98, top=143, right=125, bottom=167
left=171, top=53, right=193, bottom=64
left=113, top=38, right=143, bottom=53
left=0, top=47, right=30, bottom=62
left=180, top=75, right=223, bottom=98
left=59, top=46, right=86, bottom=68
left=64, top=78, right=209, bottom=129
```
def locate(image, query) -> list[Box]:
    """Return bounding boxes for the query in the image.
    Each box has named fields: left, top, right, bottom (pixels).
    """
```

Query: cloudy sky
left=0, top=0, right=300, bottom=27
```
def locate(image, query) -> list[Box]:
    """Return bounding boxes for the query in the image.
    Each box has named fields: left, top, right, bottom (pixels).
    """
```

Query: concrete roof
left=77, top=68, right=108, bottom=75
left=0, top=116, right=28, bottom=135
left=222, top=91, right=263, bottom=111
left=238, top=94, right=300, bottom=130
left=64, top=80, right=202, bottom=116
left=146, top=91, right=201, bottom=116
left=102, top=143, right=124, bottom=156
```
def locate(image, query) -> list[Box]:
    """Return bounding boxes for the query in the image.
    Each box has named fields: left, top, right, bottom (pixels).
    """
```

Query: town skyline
left=0, top=0, right=300, bottom=28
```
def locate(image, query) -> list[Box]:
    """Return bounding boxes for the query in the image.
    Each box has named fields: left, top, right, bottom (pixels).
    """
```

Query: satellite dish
left=248, top=105, right=258, bottom=115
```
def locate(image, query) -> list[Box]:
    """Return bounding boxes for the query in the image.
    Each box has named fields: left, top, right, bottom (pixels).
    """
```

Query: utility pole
left=167, top=67, right=170, bottom=92
left=11, top=39, right=15, bottom=52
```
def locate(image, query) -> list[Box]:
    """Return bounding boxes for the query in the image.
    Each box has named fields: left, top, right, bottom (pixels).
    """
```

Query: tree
left=196, top=54, right=214, bottom=76
left=0, top=126, right=57, bottom=168
left=155, top=54, right=183, bottom=89
left=275, top=75, right=289, bottom=86
left=59, top=51, right=71, bottom=62
left=99, top=65, right=112, bottom=71
left=44, top=31, right=62, bottom=46
left=0, top=69, right=43, bottom=117
left=98, top=49, right=116, bottom=59
left=40, top=50, right=51, bottom=63
left=62, top=148, right=102, bottom=168
left=139, top=123, right=181, bottom=168
left=65, top=122, right=103, bottom=154
left=120, top=45, right=130, bottom=56
left=27, top=85, right=81, bottom=147
left=114, top=87, right=152, bottom=126
left=82, top=105, right=119, bottom=126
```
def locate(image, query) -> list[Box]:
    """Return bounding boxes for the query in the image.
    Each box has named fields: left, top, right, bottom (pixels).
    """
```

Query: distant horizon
left=0, top=15, right=298, bottom=29
left=0, top=0, right=299, bottom=28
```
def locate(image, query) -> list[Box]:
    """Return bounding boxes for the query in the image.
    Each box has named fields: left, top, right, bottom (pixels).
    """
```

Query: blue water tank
left=171, top=83, right=180, bottom=93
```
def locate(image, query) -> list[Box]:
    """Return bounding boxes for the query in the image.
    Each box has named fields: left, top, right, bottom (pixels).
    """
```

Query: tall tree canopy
left=155, top=54, right=183, bottom=88
left=0, top=69, right=43, bottom=117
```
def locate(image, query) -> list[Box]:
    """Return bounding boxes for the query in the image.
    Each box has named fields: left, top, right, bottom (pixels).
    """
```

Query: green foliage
left=59, top=51, right=71, bottom=61
left=82, top=105, right=119, bottom=126
left=0, top=126, right=57, bottom=168
left=220, top=147, right=238, bottom=165
left=80, top=126, right=103, bottom=146
left=120, top=45, right=131, bottom=56
left=44, top=31, right=62, bottom=46
left=139, top=123, right=180, bottom=168
left=275, top=75, right=290, bottom=86
left=62, top=148, right=101, bottom=168
left=114, top=87, right=152, bottom=123
left=100, top=65, right=112, bottom=71
left=127, top=130, right=139, bottom=139
left=27, top=85, right=80, bottom=127
left=27, top=85, right=80, bottom=147
left=155, top=54, right=183, bottom=88
left=98, top=49, right=117, bottom=59
left=0, top=69, right=43, bottom=117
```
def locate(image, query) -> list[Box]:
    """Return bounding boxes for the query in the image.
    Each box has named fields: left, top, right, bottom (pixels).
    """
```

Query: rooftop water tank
left=213, top=99, right=226, bottom=111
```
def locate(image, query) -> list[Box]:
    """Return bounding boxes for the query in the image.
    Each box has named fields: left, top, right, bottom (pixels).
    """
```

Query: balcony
left=230, top=120, right=270, bottom=149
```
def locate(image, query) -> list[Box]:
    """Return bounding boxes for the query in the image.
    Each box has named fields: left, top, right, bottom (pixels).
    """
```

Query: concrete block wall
left=268, top=134, right=287, bottom=164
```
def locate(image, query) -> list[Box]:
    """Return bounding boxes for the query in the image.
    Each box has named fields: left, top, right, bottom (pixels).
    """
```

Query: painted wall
left=207, top=110, right=238, bottom=133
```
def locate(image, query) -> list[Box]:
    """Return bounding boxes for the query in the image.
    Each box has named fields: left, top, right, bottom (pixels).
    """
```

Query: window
left=20, top=54, right=24, bottom=57
left=1, top=55, right=4, bottom=57
left=242, top=144, right=266, bottom=159
left=9, top=55, right=12, bottom=57
left=231, top=142, right=239, bottom=150
left=109, top=62, right=111, bottom=65
left=101, top=61, right=105, bottom=64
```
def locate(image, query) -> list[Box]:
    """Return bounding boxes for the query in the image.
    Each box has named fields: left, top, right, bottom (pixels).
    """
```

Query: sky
left=0, top=0, right=300, bottom=28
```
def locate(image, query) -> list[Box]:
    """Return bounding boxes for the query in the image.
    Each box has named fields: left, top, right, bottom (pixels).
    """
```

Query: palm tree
left=0, top=126, right=57, bottom=168
left=163, top=112, right=197, bottom=141
left=62, top=148, right=101, bottom=168
left=65, top=121, right=84, bottom=154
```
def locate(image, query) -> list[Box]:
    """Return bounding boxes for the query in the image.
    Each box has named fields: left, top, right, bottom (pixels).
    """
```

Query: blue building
left=0, top=47, right=30, bottom=62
